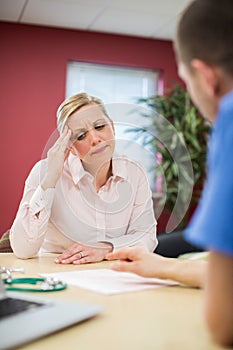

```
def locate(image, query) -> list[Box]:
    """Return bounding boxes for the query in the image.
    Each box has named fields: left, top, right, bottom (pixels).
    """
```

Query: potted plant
left=128, top=83, right=211, bottom=232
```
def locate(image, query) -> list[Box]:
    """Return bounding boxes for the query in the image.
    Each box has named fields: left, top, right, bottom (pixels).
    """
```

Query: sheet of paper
left=41, top=269, right=178, bottom=295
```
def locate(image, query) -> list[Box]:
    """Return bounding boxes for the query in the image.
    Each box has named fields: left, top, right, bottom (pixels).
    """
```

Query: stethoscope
left=0, top=266, right=67, bottom=292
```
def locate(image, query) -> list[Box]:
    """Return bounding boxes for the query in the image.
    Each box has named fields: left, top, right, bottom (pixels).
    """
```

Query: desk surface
left=0, top=253, right=223, bottom=350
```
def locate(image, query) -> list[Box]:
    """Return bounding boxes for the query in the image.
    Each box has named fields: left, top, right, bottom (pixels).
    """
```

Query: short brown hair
left=57, top=92, right=110, bottom=132
left=175, top=0, right=233, bottom=76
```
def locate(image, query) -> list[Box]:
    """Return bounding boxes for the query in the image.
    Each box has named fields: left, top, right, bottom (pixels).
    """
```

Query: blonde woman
left=10, top=93, right=157, bottom=263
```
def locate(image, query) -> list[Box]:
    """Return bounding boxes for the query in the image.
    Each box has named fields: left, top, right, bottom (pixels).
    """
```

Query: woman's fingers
left=54, top=126, right=72, bottom=151
left=54, top=243, right=108, bottom=264
left=43, top=126, right=72, bottom=189
left=54, top=243, right=93, bottom=264
left=73, top=255, right=91, bottom=265
left=54, top=244, right=83, bottom=263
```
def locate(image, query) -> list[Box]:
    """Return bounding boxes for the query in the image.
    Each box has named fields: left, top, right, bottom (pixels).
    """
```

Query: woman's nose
left=88, top=128, right=101, bottom=145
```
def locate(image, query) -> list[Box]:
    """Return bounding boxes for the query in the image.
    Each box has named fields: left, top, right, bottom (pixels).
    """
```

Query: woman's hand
left=54, top=242, right=113, bottom=265
left=41, top=126, right=72, bottom=190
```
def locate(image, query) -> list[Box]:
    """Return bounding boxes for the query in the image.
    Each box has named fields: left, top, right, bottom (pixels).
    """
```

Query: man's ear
left=191, top=59, right=220, bottom=97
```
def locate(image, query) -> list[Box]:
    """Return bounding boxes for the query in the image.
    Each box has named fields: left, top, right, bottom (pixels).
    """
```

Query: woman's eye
left=76, top=132, right=87, bottom=141
left=95, top=124, right=105, bottom=130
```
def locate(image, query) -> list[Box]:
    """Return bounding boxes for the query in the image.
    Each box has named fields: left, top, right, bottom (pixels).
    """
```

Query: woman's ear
left=111, top=120, right=115, bottom=135
left=68, top=146, right=78, bottom=156
left=191, top=59, right=220, bottom=97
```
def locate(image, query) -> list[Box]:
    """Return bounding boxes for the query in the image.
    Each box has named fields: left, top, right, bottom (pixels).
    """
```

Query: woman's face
left=67, top=103, right=115, bottom=164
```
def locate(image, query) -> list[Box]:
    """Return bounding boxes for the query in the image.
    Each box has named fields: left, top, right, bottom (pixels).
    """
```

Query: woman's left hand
left=54, top=242, right=113, bottom=264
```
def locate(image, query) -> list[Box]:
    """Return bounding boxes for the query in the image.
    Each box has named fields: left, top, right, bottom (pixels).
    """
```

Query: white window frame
left=66, top=61, right=160, bottom=189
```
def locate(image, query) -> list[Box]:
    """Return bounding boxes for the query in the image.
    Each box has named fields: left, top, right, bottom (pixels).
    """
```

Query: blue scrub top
left=185, top=90, right=233, bottom=256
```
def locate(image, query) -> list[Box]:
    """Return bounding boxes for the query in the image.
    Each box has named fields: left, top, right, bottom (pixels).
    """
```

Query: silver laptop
left=0, top=275, right=102, bottom=350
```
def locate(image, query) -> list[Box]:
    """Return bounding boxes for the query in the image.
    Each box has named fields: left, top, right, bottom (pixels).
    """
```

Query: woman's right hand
left=41, top=126, right=72, bottom=190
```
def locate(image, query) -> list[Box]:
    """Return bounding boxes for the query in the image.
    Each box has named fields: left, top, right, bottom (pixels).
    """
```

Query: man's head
left=174, top=0, right=233, bottom=121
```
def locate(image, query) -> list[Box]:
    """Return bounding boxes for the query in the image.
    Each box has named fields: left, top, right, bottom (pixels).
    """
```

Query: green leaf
left=127, top=82, right=211, bottom=225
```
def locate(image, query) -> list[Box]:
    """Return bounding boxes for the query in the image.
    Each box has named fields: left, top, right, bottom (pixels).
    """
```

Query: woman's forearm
left=10, top=210, right=47, bottom=259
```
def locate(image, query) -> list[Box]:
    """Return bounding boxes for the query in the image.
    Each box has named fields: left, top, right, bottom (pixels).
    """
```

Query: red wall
left=0, top=21, right=179, bottom=235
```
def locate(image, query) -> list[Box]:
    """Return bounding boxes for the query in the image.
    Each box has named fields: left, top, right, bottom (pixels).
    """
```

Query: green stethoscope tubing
left=3, top=277, right=67, bottom=292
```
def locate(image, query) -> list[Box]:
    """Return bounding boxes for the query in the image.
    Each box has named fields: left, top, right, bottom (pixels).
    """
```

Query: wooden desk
left=0, top=253, right=223, bottom=350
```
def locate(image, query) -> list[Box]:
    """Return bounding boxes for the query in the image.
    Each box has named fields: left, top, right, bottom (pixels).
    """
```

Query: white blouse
left=10, top=153, right=157, bottom=258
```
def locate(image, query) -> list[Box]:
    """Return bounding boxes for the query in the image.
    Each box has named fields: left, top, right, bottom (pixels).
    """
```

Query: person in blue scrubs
left=107, top=0, right=233, bottom=346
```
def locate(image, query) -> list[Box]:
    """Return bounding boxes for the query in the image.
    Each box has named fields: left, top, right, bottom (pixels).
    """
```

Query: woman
left=10, top=93, right=157, bottom=264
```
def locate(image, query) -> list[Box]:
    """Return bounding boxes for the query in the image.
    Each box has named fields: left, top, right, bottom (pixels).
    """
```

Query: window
left=66, top=61, right=160, bottom=189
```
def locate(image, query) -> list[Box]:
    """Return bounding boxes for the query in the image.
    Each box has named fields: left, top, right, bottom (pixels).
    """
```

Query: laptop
left=0, top=275, right=102, bottom=350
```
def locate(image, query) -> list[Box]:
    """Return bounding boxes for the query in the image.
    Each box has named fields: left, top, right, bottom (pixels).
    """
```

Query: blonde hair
left=57, top=92, right=110, bottom=133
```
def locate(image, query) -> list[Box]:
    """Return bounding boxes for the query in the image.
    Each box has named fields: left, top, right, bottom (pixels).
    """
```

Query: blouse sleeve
left=10, top=160, right=55, bottom=258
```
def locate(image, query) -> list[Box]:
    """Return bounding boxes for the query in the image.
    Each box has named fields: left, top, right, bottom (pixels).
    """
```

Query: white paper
left=41, top=269, right=178, bottom=295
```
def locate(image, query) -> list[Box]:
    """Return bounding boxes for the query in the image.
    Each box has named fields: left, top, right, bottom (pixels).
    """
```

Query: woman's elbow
left=10, top=238, right=30, bottom=260
left=11, top=246, right=35, bottom=259
left=10, top=229, right=39, bottom=259
left=11, top=239, right=38, bottom=259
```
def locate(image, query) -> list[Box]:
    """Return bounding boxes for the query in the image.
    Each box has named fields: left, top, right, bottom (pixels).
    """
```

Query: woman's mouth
left=92, top=145, right=108, bottom=155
